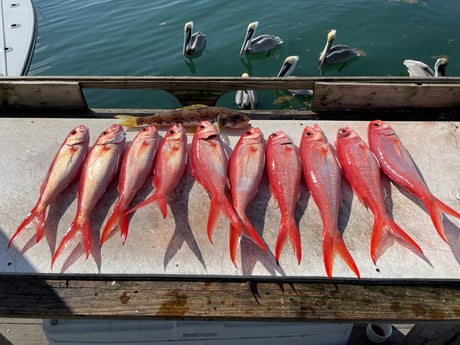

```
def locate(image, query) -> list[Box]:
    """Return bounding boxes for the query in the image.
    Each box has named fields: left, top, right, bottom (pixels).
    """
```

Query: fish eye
left=169, top=129, right=175, bottom=134
left=373, top=122, right=380, bottom=127
left=71, top=130, right=76, bottom=135
left=306, top=131, right=312, bottom=136
left=339, top=129, right=346, bottom=134
left=102, top=131, right=107, bottom=135
left=270, top=133, right=277, bottom=138
left=245, top=130, right=251, bottom=135
left=200, top=125, right=205, bottom=129
left=142, top=128, right=147, bottom=131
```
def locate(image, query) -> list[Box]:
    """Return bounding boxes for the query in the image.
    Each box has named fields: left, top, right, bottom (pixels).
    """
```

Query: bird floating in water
left=240, top=21, right=283, bottom=55
left=319, top=29, right=360, bottom=67
left=183, top=21, right=206, bottom=56
left=277, top=56, right=313, bottom=97
left=235, top=73, right=257, bottom=110
left=403, top=57, right=448, bottom=77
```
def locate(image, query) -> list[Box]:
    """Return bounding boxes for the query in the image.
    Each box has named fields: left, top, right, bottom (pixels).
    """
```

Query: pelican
left=240, top=21, right=283, bottom=55
left=277, top=56, right=313, bottom=97
left=235, top=73, right=257, bottom=110
left=319, top=29, right=360, bottom=66
left=183, top=21, right=206, bottom=56
left=403, top=57, right=448, bottom=77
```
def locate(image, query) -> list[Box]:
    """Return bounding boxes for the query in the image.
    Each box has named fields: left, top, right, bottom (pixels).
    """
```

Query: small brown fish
left=115, top=104, right=250, bottom=131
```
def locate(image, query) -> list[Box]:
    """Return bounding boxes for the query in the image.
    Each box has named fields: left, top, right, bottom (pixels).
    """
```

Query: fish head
left=135, top=125, right=159, bottom=142
left=368, top=120, right=395, bottom=137
left=96, top=124, right=126, bottom=145
left=65, top=125, right=90, bottom=146
left=164, top=123, right=187, bottom=143
left=240, top=127, right=264, bottom=145
left=268, top=130, right=292, bottom=146
left=195, top=121, right=219, bottom=140
left=217, top=111, right=251, bottom=129
left=301, top=124, right=327, bottom=144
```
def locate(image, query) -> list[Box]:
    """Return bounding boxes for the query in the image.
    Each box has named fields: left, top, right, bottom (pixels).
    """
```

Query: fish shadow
left=241, top=173, right=286, bottom=276
left=164, top=169, right=206, bottom=271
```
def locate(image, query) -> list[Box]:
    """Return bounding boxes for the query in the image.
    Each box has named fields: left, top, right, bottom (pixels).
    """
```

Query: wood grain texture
left=0, top=276, right=459, bottom=321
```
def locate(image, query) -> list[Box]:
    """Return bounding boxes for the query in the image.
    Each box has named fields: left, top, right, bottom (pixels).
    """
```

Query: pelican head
left=434, top=57, right=448, bottom=77
left=183, top=21, right=194, bottom=55
left=240, top=21, right=260, bottom=55
left=319, top=29, right=337, bottom=66
left=277, top=55, right=299, bottom=77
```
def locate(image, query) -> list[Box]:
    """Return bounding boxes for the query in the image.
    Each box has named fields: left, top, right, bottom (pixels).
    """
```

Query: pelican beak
left=240, top=21, right=258, bottom=55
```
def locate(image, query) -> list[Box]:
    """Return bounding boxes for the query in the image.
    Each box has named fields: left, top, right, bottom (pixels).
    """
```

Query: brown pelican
left=183, top=21, right=206, bottom=56
left=319, top=29, right=360, bottom=66
left=235, top=73, right=257, bottom=110
left=240, top=21, right=283, bottom=55
left=403, top=57, right=448, bottom=77
left=277, top=56, right=313, bottom=97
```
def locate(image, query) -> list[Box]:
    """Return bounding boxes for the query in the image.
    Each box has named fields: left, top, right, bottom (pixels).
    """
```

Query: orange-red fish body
left=52, top=124, right=126, bottom=268
left=100, top=126, right=160, bottom=245
left=8, top=125, right=90, bottom=249
left=299, top=124, right=359, bottom=278
left=128, top=123, right=187, bottom=219
left=335, top=126, right=423, bottom=264
left=229, top=127, right=266, bottom=252
left=190, top=121, right=241, bottom=265
left=266, top=130, right=302, bottom=264
left=368, top=120, right=460, bottom=243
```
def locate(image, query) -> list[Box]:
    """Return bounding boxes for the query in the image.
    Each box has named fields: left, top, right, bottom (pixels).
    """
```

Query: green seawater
left=29, top=0, right=460, bottom=109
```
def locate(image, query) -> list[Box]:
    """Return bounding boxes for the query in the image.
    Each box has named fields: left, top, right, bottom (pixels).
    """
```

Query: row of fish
left=9, top=120, right=460, bottom=277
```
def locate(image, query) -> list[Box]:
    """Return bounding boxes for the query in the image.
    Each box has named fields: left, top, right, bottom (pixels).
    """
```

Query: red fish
left=100, top=126, right=160, bottom=245
left=299, top=124, right=359, bottom=278
left=8, top=125, right=90, bottom=249
left=190, top=121, right=241, bottom=265
left=127, top=123, right=187, bottom=219
left=52, top=124, right=126, bottom=267
left=229, top=127, right=266, bottom=252
left=335, top=126, right=423, bottom=264
left=368, top=120, right=460, bottom=243
left=266, top=130, right=302, bottom=264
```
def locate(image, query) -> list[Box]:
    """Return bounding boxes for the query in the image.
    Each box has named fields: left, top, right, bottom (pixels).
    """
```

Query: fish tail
left=371, top=215, right=423, bottom=264
left=424, top=196, right=460, bottom=243
left=100, top=206, right=125, bottom=245
left=323, top=227, right=360, bottom=279
left=127, top=193, right=168, bottom=218
left=208, top=196, right=241, bottom=265
left=275, top=214, right=301, bottom=265
left=52, top=218, right=91, bottom=268
left=239, top=213, right=267, bottom=253
left=114, top=115, right=141, bottom=128
left=8, top=205, right=46, bottom=249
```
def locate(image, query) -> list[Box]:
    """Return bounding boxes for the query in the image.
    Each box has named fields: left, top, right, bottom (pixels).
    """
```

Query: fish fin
left=119, top=212, right=130, bottom=245
left=52, top=219, right=91, bottom=268
left=229, top=223, right=241, bottom=267
left=275, top=215, right=301, bottom=265
left=8, top=206, right=46, bottom=249
left=239, top=213, right=267, bottom=253
left=128, top=192, right=168, bottom=218
left=371, top=215, right=423, bottom=264
left=176, top=104, right=208, bottom=111
left=323, top=228, right=360, bottom=279
left=424, top=196, right=460, bottom=243
left=208, top=196, right=241, bottom=257
left=100, top=207, right=123, bottom=245
left=114, top=115, right=140, bottom=128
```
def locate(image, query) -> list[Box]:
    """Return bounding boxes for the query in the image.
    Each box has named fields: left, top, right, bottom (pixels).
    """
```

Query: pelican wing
left=323, top=45, right=359, bottom=66
left=403, top=59, right=434, bottom=77
left=245, top=34, right=283, bottom=54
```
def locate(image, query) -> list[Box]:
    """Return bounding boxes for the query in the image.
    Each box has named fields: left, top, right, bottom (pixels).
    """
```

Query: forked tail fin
left=208, top=196, right=241, bottom=266
left=322, top=228, right=360, bottom=279
left=52, top=219, right=91, bottom=268
left=424, top=195, right=460, bottom=244
left=275, top=215, right=301, bottom=265
left=8, top=206, right=46, bottom=249
left=100, top=207, right=130, bottom=245
left=237, top=212, right=267, bottom=253
left=127, top=192, right=168, bottom=219
left=371, top=215, right=423, bottom=264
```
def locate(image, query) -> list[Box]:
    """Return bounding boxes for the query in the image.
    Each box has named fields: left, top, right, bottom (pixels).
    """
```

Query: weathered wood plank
left=0, top=276, right=459, bottom=321
left=312, top=82, right=460, bottom=110
left=0, top=81, right=88, bottom=113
